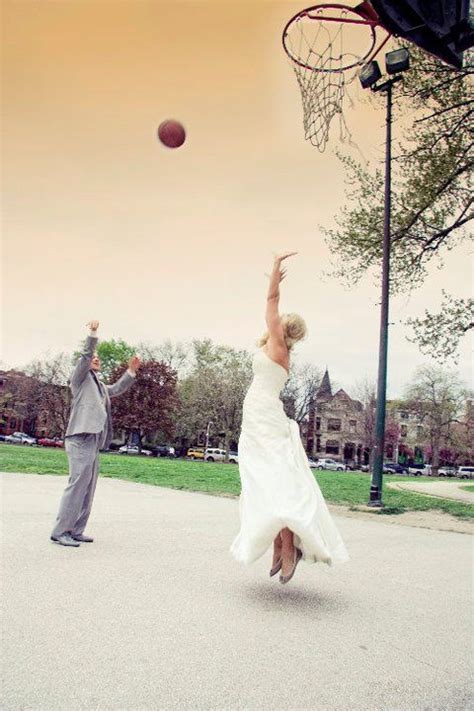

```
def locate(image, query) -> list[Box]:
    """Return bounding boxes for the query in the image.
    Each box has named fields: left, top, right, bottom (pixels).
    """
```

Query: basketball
left=157, top=119, right=186, bottom=148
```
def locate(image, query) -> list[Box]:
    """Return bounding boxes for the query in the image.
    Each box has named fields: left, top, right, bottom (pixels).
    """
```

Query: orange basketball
left=157, top=119, right=186, bottom=148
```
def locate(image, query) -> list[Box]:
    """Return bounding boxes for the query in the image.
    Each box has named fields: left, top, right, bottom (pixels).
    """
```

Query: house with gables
left=304, top=369, right=365, bottom=468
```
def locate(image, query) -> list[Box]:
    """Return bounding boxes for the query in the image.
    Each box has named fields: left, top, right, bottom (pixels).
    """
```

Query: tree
left=0, top=370, right=43, bottom=434
left=95, top=339, right=135, bottom=382
left=137, top=339, right=191, bottom=377
left=406, top=291, right=474, bottom=364
left=355, top=379, right=400, bottom=465
left=404, top=365, right=469, bottom=475
left=73, top=338, right=135, bottom=383
left=110, top=360, right=180, bottom=449
left=282, top=362, right=322, bottom=426
left=0, top=382, right=15, bottom=429
left=323, top=46, right=473, bottom=357
left=384, top=416, right=401, bottom=461
left=448, top=403, right=474, bottom=465
left=26, top=354, right=72, bottom=436
left=354, top=380, right=377, bottom=466
left=177, top=340, right=252, bottom=457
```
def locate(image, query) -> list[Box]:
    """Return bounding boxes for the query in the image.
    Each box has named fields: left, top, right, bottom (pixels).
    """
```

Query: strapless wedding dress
left=230, top=350, right=349, bottom=566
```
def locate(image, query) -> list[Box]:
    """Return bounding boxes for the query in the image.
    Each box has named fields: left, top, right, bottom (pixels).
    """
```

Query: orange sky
left=2, top=0, right=472, bottom=396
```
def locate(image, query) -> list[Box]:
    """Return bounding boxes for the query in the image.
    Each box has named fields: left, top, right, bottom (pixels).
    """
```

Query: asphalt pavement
left=1, top=472, right=472, bottom=711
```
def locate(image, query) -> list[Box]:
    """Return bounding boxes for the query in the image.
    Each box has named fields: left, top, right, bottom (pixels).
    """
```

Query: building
left=1, top=370, right=37, bottom=436
left=387, top=398, right=474, bottom=467
left=304, top=370, right=365, bottom=467
left=386, top=401, right=425, bottom=464
left=0, top=369, right=60, bottom=438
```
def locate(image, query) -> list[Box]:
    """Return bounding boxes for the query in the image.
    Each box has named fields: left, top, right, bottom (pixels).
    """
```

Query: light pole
left=205, top=420, right=214, bottom=450
left=359, top=48, right=410, bottom=506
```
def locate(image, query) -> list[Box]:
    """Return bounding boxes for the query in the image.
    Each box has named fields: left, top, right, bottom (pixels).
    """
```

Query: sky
left=2, top=0, right=472, bottom=398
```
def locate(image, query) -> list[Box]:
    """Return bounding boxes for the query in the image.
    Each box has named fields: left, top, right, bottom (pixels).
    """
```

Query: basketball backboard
left=370, top=0, right=473, bottom=68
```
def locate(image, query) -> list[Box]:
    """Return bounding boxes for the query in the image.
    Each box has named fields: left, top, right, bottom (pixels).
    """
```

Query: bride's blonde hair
left=257, top=313, right=307, bottom=351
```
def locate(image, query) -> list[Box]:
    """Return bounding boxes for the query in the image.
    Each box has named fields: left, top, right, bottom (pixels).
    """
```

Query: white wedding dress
left=231, top=350, right=349, bottom=566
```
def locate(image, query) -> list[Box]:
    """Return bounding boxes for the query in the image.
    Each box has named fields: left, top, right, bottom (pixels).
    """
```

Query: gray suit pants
left=51, top=433, right=102, bottom=539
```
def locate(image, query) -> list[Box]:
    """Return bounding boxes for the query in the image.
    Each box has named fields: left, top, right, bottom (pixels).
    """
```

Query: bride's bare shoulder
left=261, top=347, right=290, bottom=375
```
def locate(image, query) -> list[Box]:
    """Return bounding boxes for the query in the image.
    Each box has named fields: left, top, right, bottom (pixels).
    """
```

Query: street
left=2, top=472, right=472, bottom=711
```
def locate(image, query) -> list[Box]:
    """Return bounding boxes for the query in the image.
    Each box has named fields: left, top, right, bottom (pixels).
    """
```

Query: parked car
left=152, top=445, right=176, bottom=458
left=5, top=432, right=37, bottom=445
left=383, top=463, right=408, bottom=475
left=316, top=458, right=346, bottom=471
left=37, top=437, right=64, bottom=448
left=456, top=466, right=474, bottom=479
left=187, top=447, right=205, bottom=460
left=438, top=466, right=457, bottom=478
left=408, top=464, right=431, bottom=476
left=307, top=458, right=318, bottom=469
left=118, top=445, right=152, bottom=456
left=361, top=463, right=370, bottom=472
left=204, top=448, right=226, bottom=462
left=203, top=448, right=239, bottom=463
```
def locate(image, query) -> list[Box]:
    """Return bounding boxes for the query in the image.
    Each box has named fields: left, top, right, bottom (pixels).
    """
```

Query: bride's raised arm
left=265, top=252, right=297, bottom=354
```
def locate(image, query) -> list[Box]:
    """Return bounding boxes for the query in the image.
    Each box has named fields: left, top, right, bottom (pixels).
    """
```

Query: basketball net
left=283, top=4, right=388, bottom=152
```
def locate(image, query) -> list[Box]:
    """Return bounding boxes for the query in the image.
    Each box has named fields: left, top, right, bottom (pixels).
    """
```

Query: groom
left=51, top=320, right=141, bottom=547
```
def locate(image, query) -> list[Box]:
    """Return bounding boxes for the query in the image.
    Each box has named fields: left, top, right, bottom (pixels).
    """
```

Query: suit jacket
left=65, top=335, right=135, bottom=448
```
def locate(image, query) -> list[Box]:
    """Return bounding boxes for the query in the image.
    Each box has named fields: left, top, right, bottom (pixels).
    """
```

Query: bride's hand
left=264, top=252, right=297, bottom=284
left=271, top=252, right=297, bottom=281
left=273, top=251, right=298, bottom=266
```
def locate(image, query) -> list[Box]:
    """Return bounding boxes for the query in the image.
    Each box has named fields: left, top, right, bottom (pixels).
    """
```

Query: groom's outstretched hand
left=128, top=355, right=141, bottom=374
left=86, top=320, right=99, bottom=334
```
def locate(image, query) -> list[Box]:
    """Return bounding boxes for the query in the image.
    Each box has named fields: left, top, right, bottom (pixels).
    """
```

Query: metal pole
left=368, top=78, right=395, bottom=506
left=205, top=420, right=213, bottom=450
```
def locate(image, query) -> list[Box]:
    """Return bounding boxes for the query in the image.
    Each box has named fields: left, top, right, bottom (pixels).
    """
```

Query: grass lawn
left=1, top=443, right=473, bottom=519
left=460, top=485, right=474, bottom=493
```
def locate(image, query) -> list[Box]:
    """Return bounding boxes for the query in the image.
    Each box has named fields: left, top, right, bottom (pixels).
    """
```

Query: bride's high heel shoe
left=279, top=548, right=302, bottom=585
left=269, top=559, right=282, bottom=577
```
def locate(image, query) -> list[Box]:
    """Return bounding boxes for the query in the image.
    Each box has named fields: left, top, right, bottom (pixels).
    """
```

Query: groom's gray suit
left=51, top=334, right=135, bottom=540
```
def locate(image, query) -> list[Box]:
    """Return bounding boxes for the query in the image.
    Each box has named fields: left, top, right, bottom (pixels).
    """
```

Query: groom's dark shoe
left=50, top=534, right=80, bottom=547
left=71, top=534, right=94, bottom=543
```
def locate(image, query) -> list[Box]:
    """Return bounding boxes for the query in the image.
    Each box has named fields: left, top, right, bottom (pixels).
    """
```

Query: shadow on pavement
left=242, top=581, right=349, bottom=614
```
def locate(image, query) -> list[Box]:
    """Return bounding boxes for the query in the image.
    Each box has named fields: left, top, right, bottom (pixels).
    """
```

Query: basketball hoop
left=282, top=2, right=391, bottom=151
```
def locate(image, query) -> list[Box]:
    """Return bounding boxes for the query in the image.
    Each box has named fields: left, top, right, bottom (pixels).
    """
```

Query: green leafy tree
left=324, top=47, right=473, bottom=358
left=406, top=291, right=474, bottom=363
left=73, top=338, right=135, bottom=383
left=96, top=339, right=135, bottom=382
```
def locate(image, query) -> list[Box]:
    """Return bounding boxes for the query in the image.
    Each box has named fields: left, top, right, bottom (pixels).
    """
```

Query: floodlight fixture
left=385, top=47, right=410, bottom=74
left=359, top=60, right=382, bottom=89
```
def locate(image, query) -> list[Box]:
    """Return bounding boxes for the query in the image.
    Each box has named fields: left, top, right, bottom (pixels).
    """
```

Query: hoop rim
left=282, top=2, right=384, bottom=73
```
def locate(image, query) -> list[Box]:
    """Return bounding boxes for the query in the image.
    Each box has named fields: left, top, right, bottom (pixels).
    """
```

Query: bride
left=231, top=252, right=349, bottom=584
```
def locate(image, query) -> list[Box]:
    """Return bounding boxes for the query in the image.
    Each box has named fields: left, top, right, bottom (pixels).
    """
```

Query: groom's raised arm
left=70, top=321, right=99, bottom=392
left=106, top=355, right=141, bottom=398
